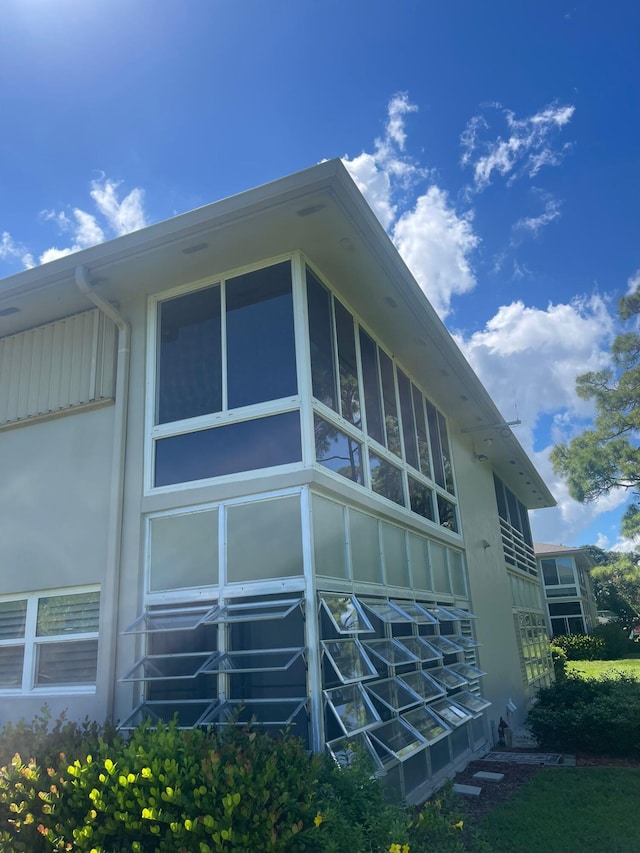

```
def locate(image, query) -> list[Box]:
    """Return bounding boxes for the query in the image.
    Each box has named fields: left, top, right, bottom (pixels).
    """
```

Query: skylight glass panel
left=368, top=718, right=427, bottom=761
left=362, top=638, right=419, bottom=666
left=204, top=598, right=303, bottom=624
left=359, top=599, right=413, bottom=624
left=402, top=706, right=451, bottom=744
left=121, top=652, right=214, bottom=682
left=320, top=595, right=374, bottom=634
left=395, top=636, right=442, bottom=662
left=390, top=601, right=438, bottom=624
left=451, top=634, right=480, bottom=650
left=452, top=691, right=492, bottom=714
left=428, top=666, right=468, bottom=690
left=324, top=684, right=381, bottom=734
left=123, top=605, right=216, bottom=634
left=430, top=698, right=474, bottom=728
left=448, top=662, right=486, bottom=680
left=322, top=639, right=377, bottom=683
left=428, top=636, right=464, bottom=655
left=326, top=732, right=384, bottom=773
left=365, top=677, right=422, bottom=712
left=399, top=670, right=446, bottom=702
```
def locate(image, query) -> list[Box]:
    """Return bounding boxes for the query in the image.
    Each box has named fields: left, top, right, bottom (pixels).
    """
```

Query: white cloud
left=627, top=268, right=640, bottom=294
left=461, top=102, right=575, bottom=192
left=38, top=176, right=147, bottom=265
left=0, top=232, right=34, bottom=269
left=343, top=93, right=479, bottom=318
left=514, top=197, right=561, bottom=237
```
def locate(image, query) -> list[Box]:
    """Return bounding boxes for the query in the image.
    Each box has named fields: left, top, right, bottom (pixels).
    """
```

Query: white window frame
left=0, top=586, right=100, bottom=695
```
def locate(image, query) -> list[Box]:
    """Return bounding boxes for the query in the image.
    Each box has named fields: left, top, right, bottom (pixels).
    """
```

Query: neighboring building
left=535, top=543, right=597, bottom=636
left=0, top=161, right=555, bottom=800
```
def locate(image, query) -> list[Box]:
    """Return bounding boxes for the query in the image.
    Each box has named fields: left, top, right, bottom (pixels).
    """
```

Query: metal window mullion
left=302, top=485, right=323, bottom=752
left=220, top=278, right=228, bottom=411
left=292, top=253, right=316, bottom=469
left=22, top=597, right=39, bottom=691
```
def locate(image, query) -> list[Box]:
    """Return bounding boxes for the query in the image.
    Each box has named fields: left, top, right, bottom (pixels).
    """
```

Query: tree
left=584, top=545, right=640, bottom=629
left=551, top=287, right=640, bottom=536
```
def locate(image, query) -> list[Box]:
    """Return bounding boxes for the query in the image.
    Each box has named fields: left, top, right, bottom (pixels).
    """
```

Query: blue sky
left=1, top=0, right=638, bottom=549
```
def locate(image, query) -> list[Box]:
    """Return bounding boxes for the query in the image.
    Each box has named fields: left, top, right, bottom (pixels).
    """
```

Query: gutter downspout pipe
left=75, top=264, right=130, bottom=722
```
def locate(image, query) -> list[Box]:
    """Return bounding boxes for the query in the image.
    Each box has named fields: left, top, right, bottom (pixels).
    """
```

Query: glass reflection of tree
left=314, top=417, right=361, bottom=483
left=370, top=456, right=404, bottom=505
left=339, top=369, right=361, bottom=428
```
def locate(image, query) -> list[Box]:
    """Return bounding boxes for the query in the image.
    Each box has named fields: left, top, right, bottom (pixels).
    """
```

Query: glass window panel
left=454, top=691, right=491, bottom=713
left=408, top=533, right=431, bottom=591
left=307, top=269, right=337, bottom=412
left=213, top=649, right=304, bottom=673
left=0, top=600, right=27, bottom=640
left=149, top=510, right=218, bottom=592
left=0, top=645, right=24, bottom=688
left=322, top=639, right=377, bottom=683
left=360, top=599, right=412, bottom=623
left=430, top=543, right=450, bottom=593
left=397, top=369, right=418, bottom=469
left=429, top=605, right=460, bottom=622
left=349, top=510, right=382, bottom=584
left=548, top=602, right=582, bottom=616
left=378, top=350, right=401, bottom=456
left=437, top=411, right=455, bottom=495
left=226, top=262, right=296, bottom=409
left=36, top=592, right=100, bottom=636
left=324, top=683, right=381, bottom=734
left=381, top=523, right=410, bottom=587
left=399, top=670, right=446, bottom=702
left=428, top=636, right=464, bottom=654
left=556, top=557, right=576, bottom=585
left=369, top=452, right=404, bottom=506
left=312, top=494, right=348, bottom=579
left=365, top=677, right=422, bottom=712
left=408, top=477, right=435, bottom=522
left=449, top=662, right=486, bottom=680
left=428, top=667, right=468, bottom=689
left=157, top=285, right=221, bottom=424
left=334, top=300, right=361, bottom=427
left=124, top=605, right=216, bottom=634
left=227, top=496, right=303, bottom=582
left=359, top=329, right=384, bottom=444
left=446, top=607, right=477, bottom=620
left=426, top=400, right=444, bottom=488
left=314, top=416, right=363, bottom=484
left=412, top=385, right=432, bottom=478
left=391, top=601, right=438, bottom=624
left=120, top=700, right=218, bottom=730
left=506, top=488, right=521, bottom=532
left=121, top=652, right=213, bottom=681
left=223, top=699, right=307, bottom=726
left=368, top=718, right=426, bottom=760
left=326, top=732, right=384, bottom=772
left=155, top=412, right=302, bottom=487
left=320, top=596, right=374, bottom=635
left=451, top=635, right=480, bottom=650
left=437, top=495, right=458, bottom=533
left=362, top=638, right=418, bottom=666
left=402, top=706, right=451, bottom=744
left=35, top=639, right=98, bottom=686
left=396, top=637, right=442, bottom=662
left=430, top=698, right=474, bottom=727
left=207, top=598, right=303, bottom=624
left=449, top=551, right=467, bottom=597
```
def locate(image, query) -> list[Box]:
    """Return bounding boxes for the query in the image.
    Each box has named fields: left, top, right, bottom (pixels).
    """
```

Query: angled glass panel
left=204, top=598, right=303, bottom=624
left=218, top=649, right=304, bottom=673
left=362, top=638, right=419, bottom=667
left=428, top=666, right=468, bottom=690
left=396, top=636, right=442, bottom=663
left=222, top=698, right=307, bottom=726
left=453, top=691, right=492, bottom=714
left=451, top=634, right=480, bottom=650
left=324, top=683, right=381, bottom=734
left=430, top=698, right=474, bottom=728
left=119, top=699, right=218, bottom=730
left=365, top=677, right=422, bottom=712
left=447, top=607, right=477, bottom=620
left=326, top=732, right=384, bottom=773
left=123, top=605, right=216, bottom=635
left=428, top=605, right=460, bottom=622
left=360, top=599, right=413, bottom=624
left=428, top=636, right=464, bottom=655
left=402, top=706, right=451, bottom=745
left=121, top=652, right=215, bottom=681
left=368, top=717, right=426, bottom=761
left=399, top=670, right=446, bottom=702
left=320, top=595, right=374, bottom=634
left=448, top=662, right=486, bottom=680
left=390, top=601, right=438, bottom=624
left=322, top=639, right=377, bottom=683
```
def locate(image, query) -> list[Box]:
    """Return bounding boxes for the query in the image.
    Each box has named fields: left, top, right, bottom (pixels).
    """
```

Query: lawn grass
left=566, top=657, right=640, bottom=679
left=475, top=767, right=640, bottom=853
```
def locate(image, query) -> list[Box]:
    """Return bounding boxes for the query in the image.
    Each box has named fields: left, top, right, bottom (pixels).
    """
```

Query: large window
left=0, top=589, right=100, bottom=693
left=306, top=267, right=458, bottom=532
left=152, top=261, right=301, bottom=489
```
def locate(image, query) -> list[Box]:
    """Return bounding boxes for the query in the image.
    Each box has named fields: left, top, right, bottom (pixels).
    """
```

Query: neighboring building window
left=548, top=602, right=586, bottom=636
left=0, top=589, right=100, bottom=692
left=152, top=261, right=301, bottom=488
left=541, top=557, right=576, bottom=588
left=306, top=266, right=457, bottom=531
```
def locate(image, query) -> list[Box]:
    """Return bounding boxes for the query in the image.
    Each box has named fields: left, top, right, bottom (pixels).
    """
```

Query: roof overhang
left=0, top=159, right=554, bottom=509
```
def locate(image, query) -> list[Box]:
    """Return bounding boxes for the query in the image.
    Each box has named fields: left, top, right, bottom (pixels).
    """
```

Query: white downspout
left=75, top=264, right=130, bottom=722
